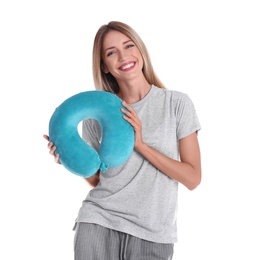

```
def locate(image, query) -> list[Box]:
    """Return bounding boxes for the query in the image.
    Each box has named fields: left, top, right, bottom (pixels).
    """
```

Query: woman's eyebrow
left=104, top=40, right=133, bottom=52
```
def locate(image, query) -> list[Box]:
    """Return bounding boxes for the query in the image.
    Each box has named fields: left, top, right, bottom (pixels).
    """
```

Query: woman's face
left=101, top=30, right=144, bottom=83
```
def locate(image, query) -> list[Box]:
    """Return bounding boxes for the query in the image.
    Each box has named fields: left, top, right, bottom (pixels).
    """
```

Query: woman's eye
left=126, top=44, right=135, bottom=49
left=106, top=50, right=116, bottom=57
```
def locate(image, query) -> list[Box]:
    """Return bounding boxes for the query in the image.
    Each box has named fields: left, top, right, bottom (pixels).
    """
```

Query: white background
left=1, top=0, right=256, bottom=259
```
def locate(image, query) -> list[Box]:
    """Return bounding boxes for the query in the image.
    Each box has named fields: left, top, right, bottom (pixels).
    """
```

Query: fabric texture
left=49, top=91, right=134, bottom=177
left=75, top=85, right=201, bottom=243
left=74, top=222, right=174, bottom=260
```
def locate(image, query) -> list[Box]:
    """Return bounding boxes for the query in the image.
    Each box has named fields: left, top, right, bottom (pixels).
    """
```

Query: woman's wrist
left=135, top=141, right=147, bottom=154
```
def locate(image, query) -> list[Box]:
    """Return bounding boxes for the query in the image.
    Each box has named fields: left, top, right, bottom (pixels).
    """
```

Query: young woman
left=44, top=21, right=201, bottom=260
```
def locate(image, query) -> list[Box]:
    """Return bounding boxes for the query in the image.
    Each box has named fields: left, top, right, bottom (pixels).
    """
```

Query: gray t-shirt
left=75, top=85, right=201, bottom=243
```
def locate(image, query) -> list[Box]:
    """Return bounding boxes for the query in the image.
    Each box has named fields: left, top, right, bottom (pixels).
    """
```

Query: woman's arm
left=136, top=132, right=201, bottom=190
left=84, top=171, right=100, bottom=188
left=121, top=101, right=201, bottom=190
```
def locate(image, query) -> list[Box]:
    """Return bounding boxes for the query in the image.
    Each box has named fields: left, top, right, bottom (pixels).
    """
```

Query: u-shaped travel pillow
left=48, top=91, right=134, bottom=178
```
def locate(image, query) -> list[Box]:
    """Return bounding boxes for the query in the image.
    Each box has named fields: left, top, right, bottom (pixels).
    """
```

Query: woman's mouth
left=120, top=62, right=135, bottom=71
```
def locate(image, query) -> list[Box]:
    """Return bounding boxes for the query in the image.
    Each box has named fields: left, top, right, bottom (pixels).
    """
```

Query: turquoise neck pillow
left=48, top=91, right=134, bottom=178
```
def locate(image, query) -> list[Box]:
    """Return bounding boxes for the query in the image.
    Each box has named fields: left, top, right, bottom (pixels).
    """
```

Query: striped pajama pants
left=74, top=222, right=174, bottom=260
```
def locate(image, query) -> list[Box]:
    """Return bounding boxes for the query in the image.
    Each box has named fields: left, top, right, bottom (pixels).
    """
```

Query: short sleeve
left=82, top=119, right=102, bottom=152
left=175, top=94, right=201, bottom=140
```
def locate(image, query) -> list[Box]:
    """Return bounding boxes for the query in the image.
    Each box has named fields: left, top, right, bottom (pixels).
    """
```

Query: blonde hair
left=92, top=21, right=165, bottom=93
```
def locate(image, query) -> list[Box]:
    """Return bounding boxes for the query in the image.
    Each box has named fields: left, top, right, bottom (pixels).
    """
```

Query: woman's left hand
left=121, top=101, right=144, bottom=151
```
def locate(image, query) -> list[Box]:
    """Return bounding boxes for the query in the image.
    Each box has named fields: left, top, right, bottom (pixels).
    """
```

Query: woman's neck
left=117, top=79, right=151, bottom=104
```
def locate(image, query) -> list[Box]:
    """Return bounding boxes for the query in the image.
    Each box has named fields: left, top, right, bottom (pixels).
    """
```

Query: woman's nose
left=118, top=50, right=128, bottom=61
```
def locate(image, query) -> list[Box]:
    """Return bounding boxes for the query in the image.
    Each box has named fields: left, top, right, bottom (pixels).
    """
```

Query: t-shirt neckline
left=129, top=85, right=157, bottom=109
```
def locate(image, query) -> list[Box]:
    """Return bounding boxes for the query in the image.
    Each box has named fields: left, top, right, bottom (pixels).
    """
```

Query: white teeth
left=121, top=63, right=134, bottom=70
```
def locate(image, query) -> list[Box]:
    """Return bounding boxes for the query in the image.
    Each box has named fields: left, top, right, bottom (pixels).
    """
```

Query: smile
left=120, top=62, right=135, bottom=71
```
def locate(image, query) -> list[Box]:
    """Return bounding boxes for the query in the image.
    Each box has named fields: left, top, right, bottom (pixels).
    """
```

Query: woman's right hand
left=43, top=134, right=61, bottom=164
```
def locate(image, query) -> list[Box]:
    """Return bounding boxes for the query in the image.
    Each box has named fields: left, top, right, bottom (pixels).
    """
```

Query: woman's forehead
left=102, top=30, right=131, bottom=49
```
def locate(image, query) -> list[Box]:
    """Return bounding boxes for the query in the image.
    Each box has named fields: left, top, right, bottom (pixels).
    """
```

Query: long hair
left=92, top=21, right=165, bottom=93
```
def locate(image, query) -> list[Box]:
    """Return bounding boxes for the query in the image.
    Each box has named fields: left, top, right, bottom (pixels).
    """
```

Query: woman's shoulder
left=154, top=85, right=189, bottom=101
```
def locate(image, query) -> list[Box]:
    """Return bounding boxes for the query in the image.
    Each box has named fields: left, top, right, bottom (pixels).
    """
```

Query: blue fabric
left=49, top=91, right=134, bottom=178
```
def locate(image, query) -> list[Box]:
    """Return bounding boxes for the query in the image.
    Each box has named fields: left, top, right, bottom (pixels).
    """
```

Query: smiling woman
left=44, top=21, right=201, bottom=260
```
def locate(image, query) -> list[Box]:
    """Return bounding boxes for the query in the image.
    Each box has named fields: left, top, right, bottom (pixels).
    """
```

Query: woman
left=44, top=21, right=201, bottom=260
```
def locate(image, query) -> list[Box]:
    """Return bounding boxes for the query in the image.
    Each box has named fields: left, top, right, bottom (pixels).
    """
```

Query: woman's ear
left=101, top=63, right=109, bottom=74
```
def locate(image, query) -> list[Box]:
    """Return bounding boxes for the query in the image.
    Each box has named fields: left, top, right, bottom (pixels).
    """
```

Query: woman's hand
left=121, top=103, right=201, bottom=190
left=121, top=101, right=145, bottom=151
left=43, top=134, right=61, bottom=164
